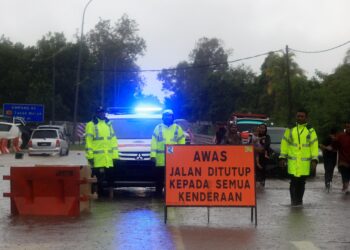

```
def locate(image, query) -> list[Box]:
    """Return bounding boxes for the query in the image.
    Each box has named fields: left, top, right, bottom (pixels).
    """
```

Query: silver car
left=28, top=129, right=69, bottom=156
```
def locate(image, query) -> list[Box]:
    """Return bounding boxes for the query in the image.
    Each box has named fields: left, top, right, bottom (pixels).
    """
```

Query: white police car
left=107, top=106, right=163, bottom=187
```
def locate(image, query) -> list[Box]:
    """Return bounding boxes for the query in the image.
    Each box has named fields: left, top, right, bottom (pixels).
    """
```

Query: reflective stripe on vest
left=94, top=122, right=114, bottom=140
left=288, top=156, right=312, bottom=161
left=93, top=149, right=114, bottom=154
left=107, top=123, right=115, bottom=140
left=93, top=150, right=105, bottom=154
left=86, top=133, right=93, bottom=138
left=285, top=129, right=298, bottom=147
left=158, top=126, right=164, bottom=142
left=171, top=126, right=179, bottom=142
left=157, top=124, right=180, bottom=143
left=289, top=128, right=294, bottom=144
left=309, top=138, right=318, bottom=145
left=94, top=124, right=104, bottom=140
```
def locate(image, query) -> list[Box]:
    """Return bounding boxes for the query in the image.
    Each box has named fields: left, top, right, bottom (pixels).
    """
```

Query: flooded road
left=0, top=152, right=349, bottom=249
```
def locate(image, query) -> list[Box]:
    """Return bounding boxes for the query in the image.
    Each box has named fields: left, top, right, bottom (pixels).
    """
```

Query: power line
left=31, top=39, right=350, bottom=74
left=28, top=49, right=284, bottom=74
left=289, top=40, right=350, bottom=54
left=136, top=49, right=283, bottom=73
left=47, top=49, right=283, bottom=74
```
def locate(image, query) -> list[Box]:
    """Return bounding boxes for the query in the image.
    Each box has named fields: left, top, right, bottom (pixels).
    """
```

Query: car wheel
left=59, top=148, right=64, bottom=156
left=65, top=148, right=69, bottom=156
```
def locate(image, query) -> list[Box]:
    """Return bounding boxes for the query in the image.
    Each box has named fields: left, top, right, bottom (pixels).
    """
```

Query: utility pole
left=52, top=55, right=56, bottom=124
left=114, top=60, right=117, bottom=107
left=286, top=45, right=292, bottom=125
left=101, top=51, right=105, bottom=107
left=73, top=0, right=94, bottom=144
left=51, top=46, right=65, bottom=124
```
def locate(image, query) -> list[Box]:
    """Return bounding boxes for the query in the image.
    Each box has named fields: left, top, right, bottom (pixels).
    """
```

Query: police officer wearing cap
left=85, top=106, right=119, bottom=198
left=151, top=109, right=186, bottom=195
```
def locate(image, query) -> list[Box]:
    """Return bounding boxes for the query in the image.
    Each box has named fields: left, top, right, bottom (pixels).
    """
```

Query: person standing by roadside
left=223, top=121, right=242, bottom=145
left=332, top=122, right=350, bottom=193
left=256, top=124, right=271, bottom=187
left=215, top=125, right=227, bottom=145
left=320, top=128, right=338, bottom=191
left=151, top=109, right=186, bottom=195
left=85, top=106, right=119, bottom=198
left=279, top=109, right=319, bottom=207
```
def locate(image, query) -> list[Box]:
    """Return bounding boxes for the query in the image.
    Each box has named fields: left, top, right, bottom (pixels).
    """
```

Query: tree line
left=0, top=15, right=149, bottom=123
left=159, top=38, right=350, bottom=139
left=1, top=15, right=349, bottom=140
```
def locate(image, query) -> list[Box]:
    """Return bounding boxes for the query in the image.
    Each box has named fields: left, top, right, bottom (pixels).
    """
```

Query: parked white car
left=37, top=124, right=70, bottom=140
left=0, top=116, right=25, bottom=140
left=28, top=129, right=69, bottom=156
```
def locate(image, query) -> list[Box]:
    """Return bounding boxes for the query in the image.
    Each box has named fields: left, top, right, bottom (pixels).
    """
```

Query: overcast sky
left=1, top=0, right=350, bottom=101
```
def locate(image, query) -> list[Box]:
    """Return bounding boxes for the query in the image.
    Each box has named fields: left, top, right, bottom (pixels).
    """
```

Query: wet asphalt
left=0, top=152, right=349, bottom=250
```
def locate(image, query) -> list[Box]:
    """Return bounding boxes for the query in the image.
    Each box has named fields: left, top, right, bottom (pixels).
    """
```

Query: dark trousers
left=154, top=167, right=165, bottom=193
left=91, top=167, right=114, bottom=195
left=256, top=154, right=268, bottom=185
left=338, top=165, right=350, bottom=184
left=256, top=165, right=266, bottom=185
left=324, top=157, right=337, bottom=184
left=290, top=176, right=306, bottom=205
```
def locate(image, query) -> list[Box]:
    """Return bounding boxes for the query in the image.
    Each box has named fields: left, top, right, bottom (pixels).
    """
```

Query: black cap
left=95, top=106, right=105, bottom=113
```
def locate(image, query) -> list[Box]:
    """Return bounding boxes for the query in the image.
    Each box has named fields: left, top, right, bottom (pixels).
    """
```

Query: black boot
left=290, top=180, right=297, bottom=206
left=294, top=177, right=305, bottom=206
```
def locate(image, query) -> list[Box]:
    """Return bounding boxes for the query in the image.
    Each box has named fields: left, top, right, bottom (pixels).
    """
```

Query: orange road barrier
left=12, top=137, right=21, bottom=152
left=3, top=166, right=96, bottom=216
left=0, top=138, right=10, bottom=154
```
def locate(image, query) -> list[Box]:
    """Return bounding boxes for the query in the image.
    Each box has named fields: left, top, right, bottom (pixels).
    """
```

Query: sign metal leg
left=207, top=207, right=210, bottom=224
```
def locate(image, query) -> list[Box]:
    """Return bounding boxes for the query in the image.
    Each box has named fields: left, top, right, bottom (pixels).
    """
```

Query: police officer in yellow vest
left=279, top=109, right=318, bottom=206
left=151, top=109, right=186, bottom=195
left=85, top=106, right=119, bottom=198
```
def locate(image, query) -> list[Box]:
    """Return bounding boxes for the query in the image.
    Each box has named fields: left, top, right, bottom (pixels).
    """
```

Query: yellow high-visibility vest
left=85, top=118, right=119, bottom=168
left=151, top=123, right=185, bottom=167
left=280, top=123, right=318, bottom=177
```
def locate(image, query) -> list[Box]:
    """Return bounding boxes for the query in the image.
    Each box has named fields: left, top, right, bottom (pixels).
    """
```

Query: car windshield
left=112, top=118, right=162, bottom=139
left=0, top=116, right=13, bottom=123
left=268, top=129, right=286, bottom=143
left=32, top=130, right=58, bottom=139
left=237, top=121, right=266, bottom=132
left=0, top=124, right=12, bottom=132
left=38, top=126, right=61, bottom=130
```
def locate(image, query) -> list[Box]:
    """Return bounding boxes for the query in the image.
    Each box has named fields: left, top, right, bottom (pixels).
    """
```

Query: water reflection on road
left=1, top=154, right=350, bottom=249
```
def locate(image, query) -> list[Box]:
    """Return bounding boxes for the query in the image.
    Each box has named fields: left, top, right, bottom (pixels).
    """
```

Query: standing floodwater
left=0, top=152, right=349, bottom=249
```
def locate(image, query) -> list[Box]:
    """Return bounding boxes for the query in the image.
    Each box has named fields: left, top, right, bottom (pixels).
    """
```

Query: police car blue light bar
left=134, top=106, right=162, bottom=113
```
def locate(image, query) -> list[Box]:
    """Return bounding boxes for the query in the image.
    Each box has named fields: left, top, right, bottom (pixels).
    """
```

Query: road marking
left=291, top=241, right=320, bottom=250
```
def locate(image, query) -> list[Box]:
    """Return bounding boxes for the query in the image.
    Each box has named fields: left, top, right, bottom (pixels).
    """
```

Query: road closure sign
left=165, top=145, right=256, bottom=207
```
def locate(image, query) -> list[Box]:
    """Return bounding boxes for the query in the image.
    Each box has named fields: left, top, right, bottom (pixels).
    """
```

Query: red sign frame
left=165, top=145, right=256, bottom=207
